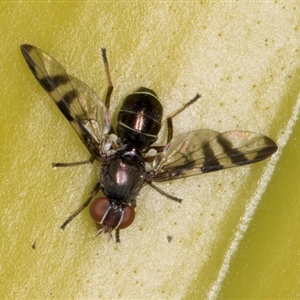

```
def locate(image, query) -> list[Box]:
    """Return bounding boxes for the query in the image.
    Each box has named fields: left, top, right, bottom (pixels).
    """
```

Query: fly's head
left=89, top=197, right=135, bottom=240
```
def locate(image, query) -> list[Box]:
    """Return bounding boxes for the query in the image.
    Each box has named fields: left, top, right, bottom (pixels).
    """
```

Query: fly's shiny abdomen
left=116, top=87, right=163, bottom=150
left=100, top=148, right=146, bottom=204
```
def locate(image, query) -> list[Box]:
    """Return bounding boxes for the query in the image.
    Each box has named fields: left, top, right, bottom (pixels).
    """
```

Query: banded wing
left=20, top=44, right=111, bottom=160
left=150, top=129, right=277, bottom=182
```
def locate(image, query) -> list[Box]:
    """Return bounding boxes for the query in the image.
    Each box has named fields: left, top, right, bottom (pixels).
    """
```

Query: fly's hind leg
left=101, top=48, right=116, bottom=136
left=166, top=93, right=201, bottom=146
left=101, top=48, right=113, bottom=111
left=152, top=94, right=201, bottom=153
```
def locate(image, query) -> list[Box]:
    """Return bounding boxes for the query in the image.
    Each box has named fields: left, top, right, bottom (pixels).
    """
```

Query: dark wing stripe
left=56, top=97, right=76, bottom=122
left=254, top=136, right=278, bottom=162
left=217, top=134, right=248, bottom=165
left=202, top=140, right=221, bottom=164
left=39, top=76, right=58, bottom=92
left=200, top=165, right=225, bottom=173
left=38, top=75, right=70, bottom=92
left=199, top=139, right=225, bottom=173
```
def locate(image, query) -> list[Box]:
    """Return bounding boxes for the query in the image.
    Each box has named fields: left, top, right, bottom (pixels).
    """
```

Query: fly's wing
left=149, top=129, right=277, bottom=182
left=20, top=44, right=111, bottom=159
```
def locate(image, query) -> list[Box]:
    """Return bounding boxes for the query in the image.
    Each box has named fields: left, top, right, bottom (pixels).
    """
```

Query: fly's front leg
left=60, top=182, right=101, bottom=229
left=115, top=229, right=121, bottom=243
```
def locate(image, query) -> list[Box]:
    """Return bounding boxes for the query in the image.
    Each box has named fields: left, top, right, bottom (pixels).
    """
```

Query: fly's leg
left=115, top=229, right=121, bottom=243
left=166, top=93, right=201, bottom=145
left=52, top=156, right=95, bottom=168
left=101, top=48, right=113, bottom=110
left=60, top=182, right=101, bottom=229
left=148, top=182, right=182, bottom=203
left=101, top=48, right=116, bottom=136
left=147, top=95, right=200, bottom=204
left=152, top=94, right=201, bottom=152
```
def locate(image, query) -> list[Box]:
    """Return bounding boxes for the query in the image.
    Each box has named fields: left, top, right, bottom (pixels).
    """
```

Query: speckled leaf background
left=1, top=2, right=300, bottom=299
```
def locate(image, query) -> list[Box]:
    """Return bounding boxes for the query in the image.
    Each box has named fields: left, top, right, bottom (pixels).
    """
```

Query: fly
left=20, top=44, right=278, bottom=242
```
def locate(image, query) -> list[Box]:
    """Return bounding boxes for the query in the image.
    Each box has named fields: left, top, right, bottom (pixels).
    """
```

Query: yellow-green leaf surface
left=1, top=2, right=299, bottom=299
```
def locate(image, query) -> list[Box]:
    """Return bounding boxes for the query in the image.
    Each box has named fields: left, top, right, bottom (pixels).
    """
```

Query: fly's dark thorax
left=100, top=148, right=146, bottom=204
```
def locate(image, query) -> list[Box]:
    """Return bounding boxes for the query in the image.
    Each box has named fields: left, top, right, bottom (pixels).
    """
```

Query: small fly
left=20, top=44, right=278, bottom=242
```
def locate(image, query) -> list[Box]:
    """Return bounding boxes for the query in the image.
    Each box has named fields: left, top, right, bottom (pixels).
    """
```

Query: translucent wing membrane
left=150, top=129, right=278, bottom=182
left=20, top=44, right=110, bottom=159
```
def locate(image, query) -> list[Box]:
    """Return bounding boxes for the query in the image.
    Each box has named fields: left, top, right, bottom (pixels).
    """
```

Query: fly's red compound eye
left=118, top=205, right=135, bottom=229
left=89, top=197, right=135, bottom=230
left=89, top=197, right=110, bottom=223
